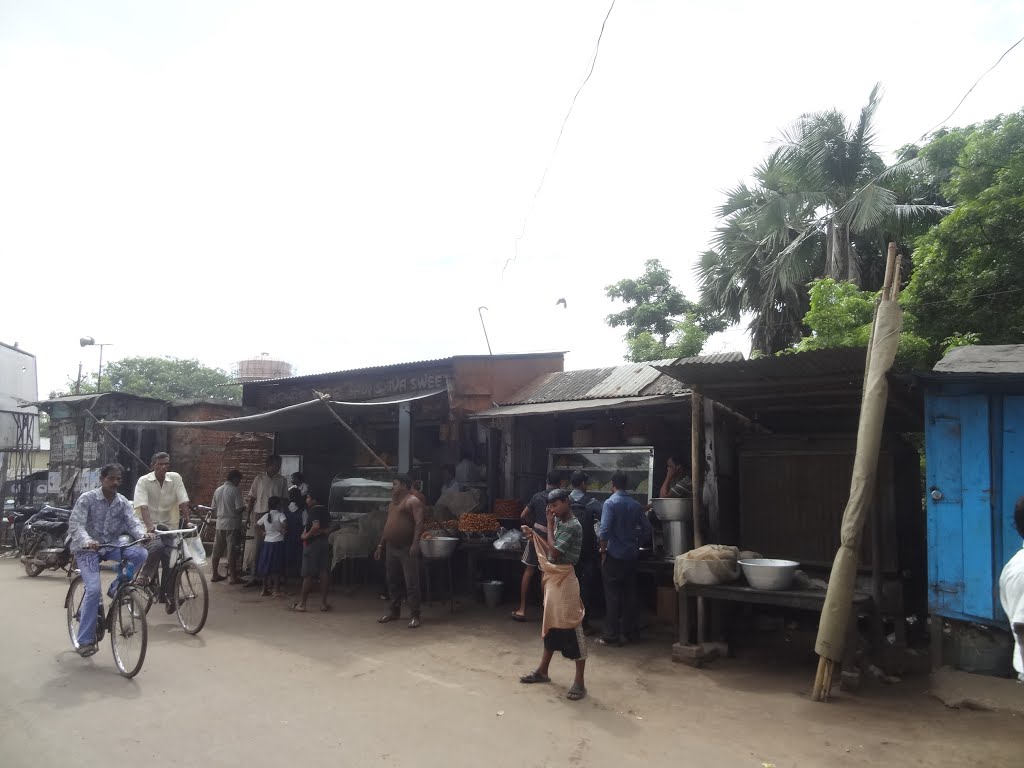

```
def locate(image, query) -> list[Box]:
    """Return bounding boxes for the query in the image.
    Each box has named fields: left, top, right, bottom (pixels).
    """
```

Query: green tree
left=698, top=84, right=949, bottom=355
left=904, top=111, right=1024, bottom=346
left=57, top=357, right=240, bottom=401
left=697, top=150, right=823, bottom=354
left=605, top=259, right=721, bottom=362
left=792, top=277, right=931, bottom=368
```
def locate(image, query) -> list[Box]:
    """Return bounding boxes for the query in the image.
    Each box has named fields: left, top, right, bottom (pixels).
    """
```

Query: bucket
left=482, top=580, right=504, bottom=608
left=662, top=520, right=692, bottom=559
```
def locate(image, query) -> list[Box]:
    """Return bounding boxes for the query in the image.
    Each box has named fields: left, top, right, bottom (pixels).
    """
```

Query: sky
left=1, top=0, right=1023, bottom=398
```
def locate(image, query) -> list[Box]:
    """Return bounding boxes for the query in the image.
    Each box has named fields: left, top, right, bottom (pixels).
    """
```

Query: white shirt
left=999, top=543, right=1024, bottom=681
left=248, top=472, right=288, bottom=520
left=257, top=510, right=287, bottom=543
left=134, top=471, right=189, bottom=527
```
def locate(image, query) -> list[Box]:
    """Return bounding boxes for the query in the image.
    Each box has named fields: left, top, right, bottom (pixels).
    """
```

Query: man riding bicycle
left=68, top=463, right=159, bottom=658
left=134, top=452, right=191, bottom=612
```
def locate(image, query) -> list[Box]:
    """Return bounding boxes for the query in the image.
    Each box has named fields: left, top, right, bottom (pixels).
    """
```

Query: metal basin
left=420, top=536, right=459, bottom=559
left=738, top=558, right=800, bottom=590
left=651, top=498, right=693, bottom=522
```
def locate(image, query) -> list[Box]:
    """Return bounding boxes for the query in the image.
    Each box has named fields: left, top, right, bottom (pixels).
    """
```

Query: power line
left=503, top=0, right=617, bottom=276
left=918, top=32, right=1024, bottom=142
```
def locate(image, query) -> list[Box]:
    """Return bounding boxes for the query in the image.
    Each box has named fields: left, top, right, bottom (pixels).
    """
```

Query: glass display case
left=548, top=446, right=654, bottom=503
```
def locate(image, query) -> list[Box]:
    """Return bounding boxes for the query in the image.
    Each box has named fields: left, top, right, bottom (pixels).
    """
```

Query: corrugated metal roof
left=932, top=345, right=1024, bottom=375
left=656, top=347, right=866, bottom=387
left=242, top=352, right=566, bottom=386
left=471, top=395, right=681, bottom=419
left=500, top=355, right=739, bottom=405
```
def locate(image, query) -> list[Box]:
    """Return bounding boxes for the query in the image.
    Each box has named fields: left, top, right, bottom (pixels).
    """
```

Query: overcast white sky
left=2, top=0, right=1023, bottom=398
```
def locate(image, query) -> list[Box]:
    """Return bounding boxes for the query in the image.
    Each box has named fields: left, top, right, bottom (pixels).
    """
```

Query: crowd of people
left=67, top=449, right=680, bottom=702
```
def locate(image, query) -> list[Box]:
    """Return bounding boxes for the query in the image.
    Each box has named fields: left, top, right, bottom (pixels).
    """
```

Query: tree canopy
left=55, top=356, right=240, bottom=401
left=697, top=84, right=948, bottom=355
left=605, top=259, right=721, bottom=362
left=903, top=111, right=1024, bottom=348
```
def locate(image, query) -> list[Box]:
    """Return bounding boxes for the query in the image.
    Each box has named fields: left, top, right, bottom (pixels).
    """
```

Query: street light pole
left=79, top=337, right=112, bottom=391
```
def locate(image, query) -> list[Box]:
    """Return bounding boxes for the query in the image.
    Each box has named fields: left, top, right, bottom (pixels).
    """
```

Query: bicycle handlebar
left=153, top=525, right=199, bottom=536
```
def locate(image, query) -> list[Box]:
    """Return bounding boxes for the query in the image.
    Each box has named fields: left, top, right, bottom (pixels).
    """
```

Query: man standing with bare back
left=374, top=475, right=425, bottom=629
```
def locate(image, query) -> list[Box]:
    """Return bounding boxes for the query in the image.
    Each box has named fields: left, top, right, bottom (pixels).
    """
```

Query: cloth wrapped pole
left=814, top=298, right=902, bottom=662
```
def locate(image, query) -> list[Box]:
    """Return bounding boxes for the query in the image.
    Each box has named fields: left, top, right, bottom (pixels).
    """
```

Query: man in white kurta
left=999, top=498, right=1024, bottom=682
left=243, top=454, right=288, bottom=578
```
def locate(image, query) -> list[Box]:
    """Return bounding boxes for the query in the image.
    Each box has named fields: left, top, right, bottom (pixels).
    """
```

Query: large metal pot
left=651, top=498, right=693, bottom=522
left=419, top=536, right=459, bottom=559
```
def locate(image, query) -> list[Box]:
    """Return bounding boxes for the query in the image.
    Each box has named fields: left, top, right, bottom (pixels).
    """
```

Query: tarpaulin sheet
left=814, top=299, right=903, bottom=662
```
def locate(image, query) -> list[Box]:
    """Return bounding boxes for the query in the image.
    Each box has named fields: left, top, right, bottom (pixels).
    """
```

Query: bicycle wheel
left=65, top=576, right=85, bottom=650
left=110, top=587, right=147, bottom=678
left=174, top=561, right=208, bottom=635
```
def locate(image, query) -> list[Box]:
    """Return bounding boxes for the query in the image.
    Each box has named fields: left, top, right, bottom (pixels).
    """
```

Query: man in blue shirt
left=68, top=463, right=156, bottom=657
left=597, top=470, right=652, bottom=646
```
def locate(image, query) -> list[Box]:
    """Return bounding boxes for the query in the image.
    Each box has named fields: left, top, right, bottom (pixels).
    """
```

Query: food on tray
left=458, top=512, right=499, bottom=533
left=424, top=518, right=460, bottom=531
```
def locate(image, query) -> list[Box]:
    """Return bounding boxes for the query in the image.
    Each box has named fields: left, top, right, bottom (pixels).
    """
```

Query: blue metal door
left=1000, top=397, right=1024, bottom=569
left=925, top=394, right=995, bottom=622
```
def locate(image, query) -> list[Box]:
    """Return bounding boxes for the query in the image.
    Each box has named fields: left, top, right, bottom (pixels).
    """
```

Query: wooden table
left=676, top=582, right=875, bottom=682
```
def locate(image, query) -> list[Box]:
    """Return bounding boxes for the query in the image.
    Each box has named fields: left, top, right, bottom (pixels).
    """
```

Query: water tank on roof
left=234, top=355, right=294, bottom=381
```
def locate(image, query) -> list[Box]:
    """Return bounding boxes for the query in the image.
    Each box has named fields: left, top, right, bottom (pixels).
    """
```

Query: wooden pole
left=691, top=388, right=703, bottom=550
left=691, top=387, right=705, bottom=646
left=313, top=391, right=393, bottom=470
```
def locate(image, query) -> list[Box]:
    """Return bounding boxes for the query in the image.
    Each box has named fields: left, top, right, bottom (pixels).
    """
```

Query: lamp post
left=79, top=337, right=112, bottom=391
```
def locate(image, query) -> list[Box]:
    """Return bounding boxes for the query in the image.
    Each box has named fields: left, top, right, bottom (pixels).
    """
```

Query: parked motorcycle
left=20, top=505, right=72, bottom=577
left=1, top=505, right=39, bottom=554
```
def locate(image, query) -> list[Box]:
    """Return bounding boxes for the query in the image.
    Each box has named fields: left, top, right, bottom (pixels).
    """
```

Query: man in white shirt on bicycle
left=134, top=452, right=191, bottom=612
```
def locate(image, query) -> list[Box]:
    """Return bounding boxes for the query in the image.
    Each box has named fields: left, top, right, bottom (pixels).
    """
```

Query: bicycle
left=65, top=537, right=149, bottom=678
left=136, top=524, right=210, bottom=635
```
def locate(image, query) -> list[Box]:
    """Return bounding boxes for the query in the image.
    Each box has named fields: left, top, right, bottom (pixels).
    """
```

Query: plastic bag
left=493, top=528, right=524, bottom=552
left=183, top=532, right=207, bottom=565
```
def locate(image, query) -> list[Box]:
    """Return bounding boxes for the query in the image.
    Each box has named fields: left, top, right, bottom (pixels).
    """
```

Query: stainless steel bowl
left=651, top=497, right=693, bottom=522
left=420, top=536, right=459, bottom=559
left=737, top=558, right=800, bottom=590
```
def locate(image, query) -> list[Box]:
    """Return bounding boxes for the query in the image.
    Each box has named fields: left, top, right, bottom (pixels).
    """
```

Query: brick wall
left=168, top=402, right=243, bottom=507
left=219, top=433, right=274, bottom=499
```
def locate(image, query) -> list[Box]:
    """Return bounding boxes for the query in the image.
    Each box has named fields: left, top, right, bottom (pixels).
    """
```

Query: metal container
left=662, top=520, right=692, bottom=559
left=652, top=497, right=693, bottom=522
left=738, top=558, right=800, bottom=590
left=419, top=536, right=459, bottom=559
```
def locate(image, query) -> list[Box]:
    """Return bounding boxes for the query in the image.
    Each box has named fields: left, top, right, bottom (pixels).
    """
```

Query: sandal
left=378, top=614, right=399, bottom=624
left=320, top=604, right=332, bottom=612
left=511, top=611, right=527, bottom=622
left=408, top=617, right=421, bottom=629
left=519, top=671, right=551, bottom=684
left=594, top=637, right=620, bottom=647
left=291, top=604, right=306, bottom=612
left=566, top=685, right=587, bottom=701
left=272, top=592, right=285, bottom=598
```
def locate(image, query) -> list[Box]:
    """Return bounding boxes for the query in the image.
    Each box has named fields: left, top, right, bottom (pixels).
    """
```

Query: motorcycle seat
left=32, top=520, right=68, bottom=533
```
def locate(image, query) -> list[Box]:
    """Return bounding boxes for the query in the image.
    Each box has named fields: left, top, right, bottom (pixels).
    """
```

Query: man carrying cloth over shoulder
left=518, top=488, right=588, bottom=702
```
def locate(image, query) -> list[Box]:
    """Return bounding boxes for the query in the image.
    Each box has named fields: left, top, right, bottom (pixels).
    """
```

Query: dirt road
left=0, top=559, right=1018, bottom=767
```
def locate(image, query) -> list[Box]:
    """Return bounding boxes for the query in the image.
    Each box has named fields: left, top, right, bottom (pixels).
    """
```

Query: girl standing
left=257, top=496, right=288, bottom=597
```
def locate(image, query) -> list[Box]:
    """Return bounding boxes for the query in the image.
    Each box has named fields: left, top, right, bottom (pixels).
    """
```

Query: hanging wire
left=503, top=0, right=618, bottom=276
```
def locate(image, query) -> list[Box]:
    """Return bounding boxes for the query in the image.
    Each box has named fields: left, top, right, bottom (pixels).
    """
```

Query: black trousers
left=602, top=554, right=638, bottom=642
left=575, top=558, right=596, bottom=624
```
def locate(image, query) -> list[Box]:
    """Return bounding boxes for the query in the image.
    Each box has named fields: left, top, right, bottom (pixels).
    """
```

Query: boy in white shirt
left=256, top=496, right=288, bottom=598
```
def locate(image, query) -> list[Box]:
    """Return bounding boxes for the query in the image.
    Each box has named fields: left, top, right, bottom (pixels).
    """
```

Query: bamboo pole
left=313, top=391, right=393, bottom=470
left=691, top=387, right=705, bottom=646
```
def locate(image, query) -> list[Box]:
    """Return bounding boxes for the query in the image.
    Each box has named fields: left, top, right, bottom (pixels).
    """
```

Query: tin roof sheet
left=932, top=345, right=1024, bottom=375
left=499, top=354, right=742, bottom=405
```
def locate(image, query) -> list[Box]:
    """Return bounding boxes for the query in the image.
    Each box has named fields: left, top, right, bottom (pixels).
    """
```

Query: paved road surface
left=0, top=558, right=1018, bottom=767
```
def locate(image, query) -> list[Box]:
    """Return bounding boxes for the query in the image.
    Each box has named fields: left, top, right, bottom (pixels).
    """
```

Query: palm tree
left=777, top=83, right=949, bottom=288
left=697, top=84, right=951, bottom=355
left=697, top=151, right=824, bottom=354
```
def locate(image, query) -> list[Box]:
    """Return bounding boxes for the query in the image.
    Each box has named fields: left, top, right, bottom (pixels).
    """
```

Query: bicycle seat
left=32, top=519, right=68, bottom=533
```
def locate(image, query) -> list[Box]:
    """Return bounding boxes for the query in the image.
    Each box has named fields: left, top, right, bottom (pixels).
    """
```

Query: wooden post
left=691, top=387, right=705, bottom=645
left=691, top=388, right=703, bottom=549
